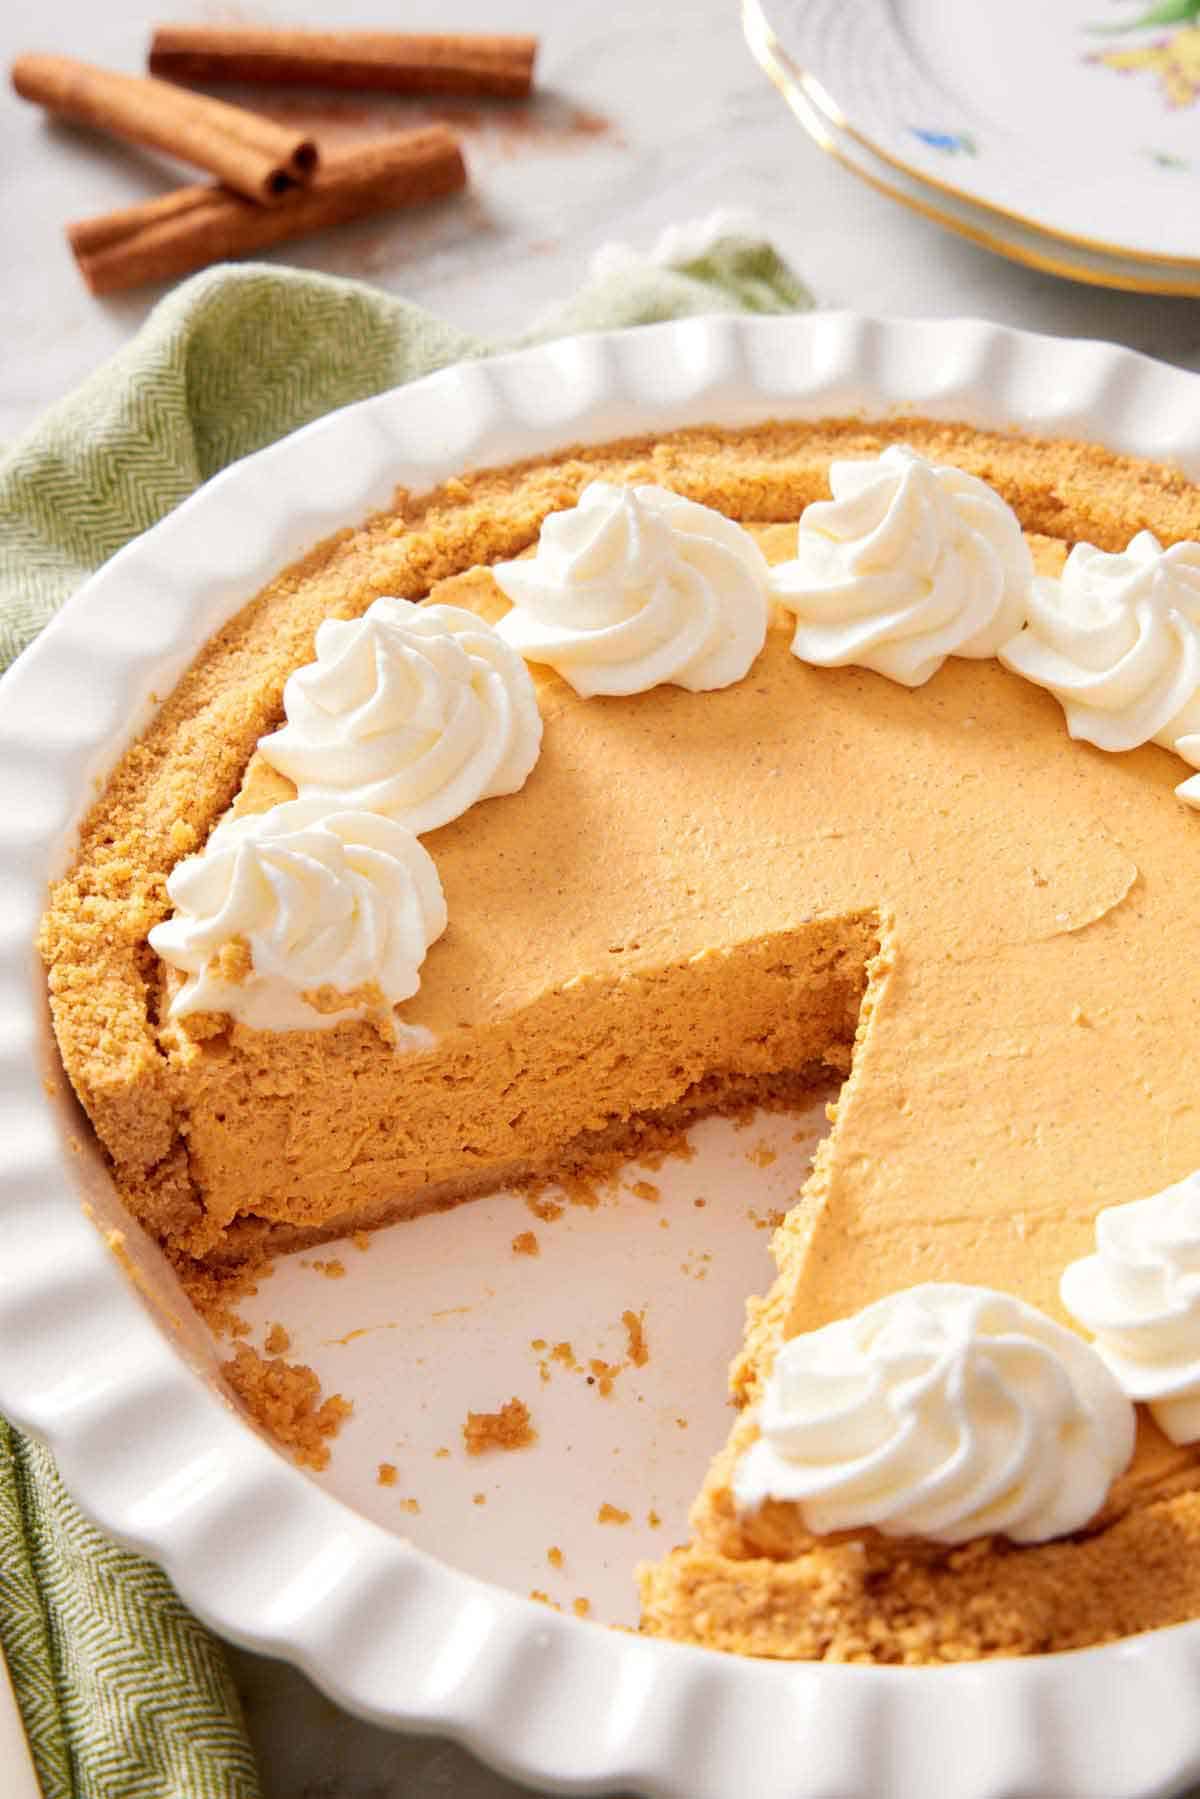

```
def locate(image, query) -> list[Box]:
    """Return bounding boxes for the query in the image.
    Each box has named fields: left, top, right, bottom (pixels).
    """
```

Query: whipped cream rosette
left=149, top=797, right=446, bottom=1036
left=999, top=533, right=1200, bottom=792
left=258, top=600, right=542, bottom=836
left=734, top=1283, right=1134, bottom=1544
left=492, top=480, right=769, bottom=696
left=770, top=444, right=1034, bottom=687
left=1062, top=1173, right=1200, bottom=1444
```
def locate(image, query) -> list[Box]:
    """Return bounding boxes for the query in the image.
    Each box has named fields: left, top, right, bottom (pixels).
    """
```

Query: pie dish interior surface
left=18, top=317, right=1200, bottom=1798
left=39, top=405, right=1200, bottom=1665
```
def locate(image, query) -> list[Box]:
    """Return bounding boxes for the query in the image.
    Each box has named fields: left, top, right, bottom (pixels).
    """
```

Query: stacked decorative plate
left=744, top=0, right=1200, bottom=294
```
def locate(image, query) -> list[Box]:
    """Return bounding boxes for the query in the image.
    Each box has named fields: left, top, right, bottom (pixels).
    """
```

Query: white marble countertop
left=5, top=0, right=1200, bottom=1792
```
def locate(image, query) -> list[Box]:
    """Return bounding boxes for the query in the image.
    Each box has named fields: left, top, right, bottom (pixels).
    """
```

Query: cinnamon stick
left=12, top=53, right=318, bottom=204
left=67, top=128, right=467, bottom=295
left=149, top=27, right=538, bottom=99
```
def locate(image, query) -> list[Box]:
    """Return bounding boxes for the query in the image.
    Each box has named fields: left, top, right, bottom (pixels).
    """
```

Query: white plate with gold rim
left=744, top=0, right=1200, bottom=297
left=753, top=0, right=1200, bottom=266
left=6, top=315, right=1200, bottom=1799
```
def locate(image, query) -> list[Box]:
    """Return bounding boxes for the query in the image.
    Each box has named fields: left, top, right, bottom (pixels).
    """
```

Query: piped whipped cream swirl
left=770, top=444, right=1034, bottom=687
left=1061, top=1173, right=1200, bottom=1444
left=999, top=532, right=1200, bottom=766
left=148, top=798, right=446, bottom=1035
left=733, top=1283, right=1134, bottom=1544
left=257, top=600, right=542, bottom=836
left=492, top=481, right=770, bottom=696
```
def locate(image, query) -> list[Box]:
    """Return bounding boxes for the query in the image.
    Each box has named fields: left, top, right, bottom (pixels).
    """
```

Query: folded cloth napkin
left=0, top=224, right=811, bottom=1798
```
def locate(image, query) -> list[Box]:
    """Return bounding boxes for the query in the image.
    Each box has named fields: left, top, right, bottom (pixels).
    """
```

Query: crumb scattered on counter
left=377, top=1461, right=398, bottom=1487
left=631, top=1180, right=660, bottom=1204
left=264, top=1322, right=290, bottom=1356
left=648, top=1509, right=662, bottom=1529
left=398, top=1497, right=420, bottom=1515
left=597, top=1503, right=631, bottom=1526
left=693, top=1196, right=707, bottom=1208
left=435, top=1446, right=450, bottom=1459
left=547, top=1545, right=564, bottom=1569
left=222, top=1342, right=351, bottom=1471
left=463, top=1397, right=536, bottom=1454
left=511, top=1230, right=539, bottom=1257
left=675, top=1417, right=688, bottom=1430
left=572, top=1597, right=591, bottom=1618
left=473, top=1492, right=486, bottom=1505
left=311, top=1258, right=345, bottom=1279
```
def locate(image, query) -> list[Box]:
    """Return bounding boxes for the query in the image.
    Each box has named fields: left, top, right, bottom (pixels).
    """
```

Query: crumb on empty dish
left=525, top=1192, right=564, bottom=1224
left=178, top=1256, right=272, bottom=1341
left=222, top=1342, right=351, bottom=1471
left=463, top=1397, right=536, bottom=1454
left=587, top=1358, right=620, bottom=1395
left=622, top=1308, right=648, bottom=1367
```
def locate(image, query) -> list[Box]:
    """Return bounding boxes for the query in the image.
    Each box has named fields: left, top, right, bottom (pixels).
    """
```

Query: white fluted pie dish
left=5, top=314, right=1200, bottom=1799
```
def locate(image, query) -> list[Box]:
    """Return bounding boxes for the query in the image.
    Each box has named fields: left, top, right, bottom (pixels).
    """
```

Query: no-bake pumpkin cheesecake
left=38, top=416, right=1200, bottom=1664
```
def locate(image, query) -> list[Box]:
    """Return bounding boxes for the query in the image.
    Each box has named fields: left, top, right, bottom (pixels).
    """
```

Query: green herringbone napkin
left=0, top=225, right=811, bottom=1798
